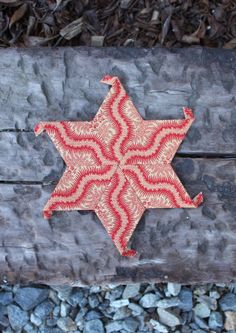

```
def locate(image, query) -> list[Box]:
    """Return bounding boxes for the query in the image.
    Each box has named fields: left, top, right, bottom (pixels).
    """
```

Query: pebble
left=53, top=305, right=60, bottom=317
left=113, top=306, right=132, bottom=320
left=88, top=294, right=100, bottom=308
left=157, top=308, right=181, bottom=327
left=156, top=297, right=180, bottom=308
left=49, top=290, right=60, bottom=305
left=68, top=288, right=87, bottom=307
left=105, top=286, right=124, bottom=302
left=219, top=293, right=236, bottom=311
left=7, top=304, right=29, bottom=330
left=0, top=304, right=7, bottom=316
left=0, top=292, right=13, bottom=306
left=178, top=288, right=193, bottom=311
left=60, top=302, right=71, bottom=317
left=208, top=311, right=223, bottom=329
left=209, top=290, right=220, bottom=299
left=139, top=293, right=158, bottom=308
left=24, top=323, right=38, bottom=333
left=0, top=315, right=9, bottom=328
left=105, top=320, right=123, bottom=333
left=194, top=316, right=208, bottom=330
left=90, top=286, right=101, bottom=294
left=14, top=287, right=49, bottom=311
left=198, top=295, right=217, bottom=310
left=150, top=319, right=168, bottom=333
left=30, top=313, right=42, bottom=326
left=51, top=286, right=72, bottom=302
left=40, top=328, right=64, bottom=333
left=110, top=299, right=129, bottom=308
left=224, top=311, right=236, bottom=331
left=122, top=317, right=139, bottom=332
left=85, top=309, right=103, bottom=321
left=57, top=317, right=77, bottom=332
left=84, top=319, right=105, bottom=333
left=128, top=302, right=144, bottom=316
left=34, top=300, right=54, bottom=319
left=193, top=303, right=211, bottom=318
left=167, top=283, right=181, bottom=296
left=122, top=284, right=140, bottom=299
left=46, top=318, right=58, bottom=327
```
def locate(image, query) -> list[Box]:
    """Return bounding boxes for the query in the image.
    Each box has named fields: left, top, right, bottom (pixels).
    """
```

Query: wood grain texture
left=0, top=158, right=236, bottom=286
left=0, top=47, right=236, bottom=285
left=0, top=47, right=236, bottom=154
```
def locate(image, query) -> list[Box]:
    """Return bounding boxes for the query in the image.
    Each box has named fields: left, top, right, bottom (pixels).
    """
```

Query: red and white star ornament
left=34, top=75, right=203, bottom=257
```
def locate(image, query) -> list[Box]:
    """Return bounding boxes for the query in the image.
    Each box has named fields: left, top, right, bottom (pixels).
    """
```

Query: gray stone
left=57, top=317, right=77, bottom=332
left=122, top=284, right=140, bottom=299
left=24, top=323, right=38, bottom=333
left=105, top=320, right=123, bottom=333
left=194, top=316, right=208, bottom=330
left=51, top=286, right=72, bottom=302
left=156, top=297, right=180, bottom=308
left=105, top=286, right=124, bottom=302
left=7, top=304, right=29, bottom=330
left=60, top=302, right=71, bottom=317
left=34, top=300, right=54, bottom=319
left=75, top=307, right=88, bottom=325
left=110, top=299, right=129, bottom=308
left=30, top=313, right=42, bottom=326
left=224, top=311, right=236, bottom=331
left=39, top=328, right=64, bottom=333
left=0, top=292, right=13, bottom=305
left=128, top=303, right=144, bottom=316
left=98, top=300, right=110, bottom=311
left=46, top=318, right=58, bottom=327
left=209, top=291, right=220, bottom=299
left=53, top=305, right=60, bottom=317
left=167, top=283, right=181, bottom=297
left=122, top=317, right=139, bottom=332
left=157, top=308, right=181, bottom=327
left=113, top=307, right=132, bottom=320
left=49, top=290, right=60, bottom=305
left=85, top=309, right=103, bottom=321
left=2, top=328, right=14, bottom=333
left=84, top=319, right=104, bottom=333
left=0, top=304, right=7, bottom=317
left=194, top=303, right=211, bottom=318
left=198, top=295, right=217, bottom=310
left=88, top=294, right=99, bottom=308
left=89, top=286, right=101, bottom=294
left=208, top=311, right=223, bottom=329
left=150, top=319, right=168, bottom=333
left=139, top=293, right=158, bottom=308
left=0, top=315, right=9, bottom=328
left=219, top=293, right=236, bottom=311
left=178, top=288, right=193, bottom=311
left=68, top=288, right=87, bottom=307
left=14, top=287, right=49, bottom=311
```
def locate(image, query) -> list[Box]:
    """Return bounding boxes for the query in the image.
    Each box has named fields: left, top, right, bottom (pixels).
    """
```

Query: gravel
left=0, top=282, right=235, bottom=332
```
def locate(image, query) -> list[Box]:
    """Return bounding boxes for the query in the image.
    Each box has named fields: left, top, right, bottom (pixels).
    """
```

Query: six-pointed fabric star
left=34, top=75, right=203, bottom=257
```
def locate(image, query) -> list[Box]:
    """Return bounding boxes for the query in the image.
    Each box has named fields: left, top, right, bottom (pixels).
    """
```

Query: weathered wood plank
left=0, top=158, right=235, bottom=286
left=0, top=132, right=64, bottom=182
left=0, top=47, right=236, bottom=154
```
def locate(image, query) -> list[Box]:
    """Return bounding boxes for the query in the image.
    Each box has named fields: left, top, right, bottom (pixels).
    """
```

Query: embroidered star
left=34, top=75, right=203, bottom=257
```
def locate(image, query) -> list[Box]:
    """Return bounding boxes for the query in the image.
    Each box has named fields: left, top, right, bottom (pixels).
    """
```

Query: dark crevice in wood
left=0, top=129, right=33, bottom=133
left=176, top=153, right=236, bottom=159
left=0, top=180, right=44, bottom=185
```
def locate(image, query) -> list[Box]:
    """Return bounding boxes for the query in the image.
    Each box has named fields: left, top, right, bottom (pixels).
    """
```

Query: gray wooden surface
left=0, top=46, right=236, bottom=286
